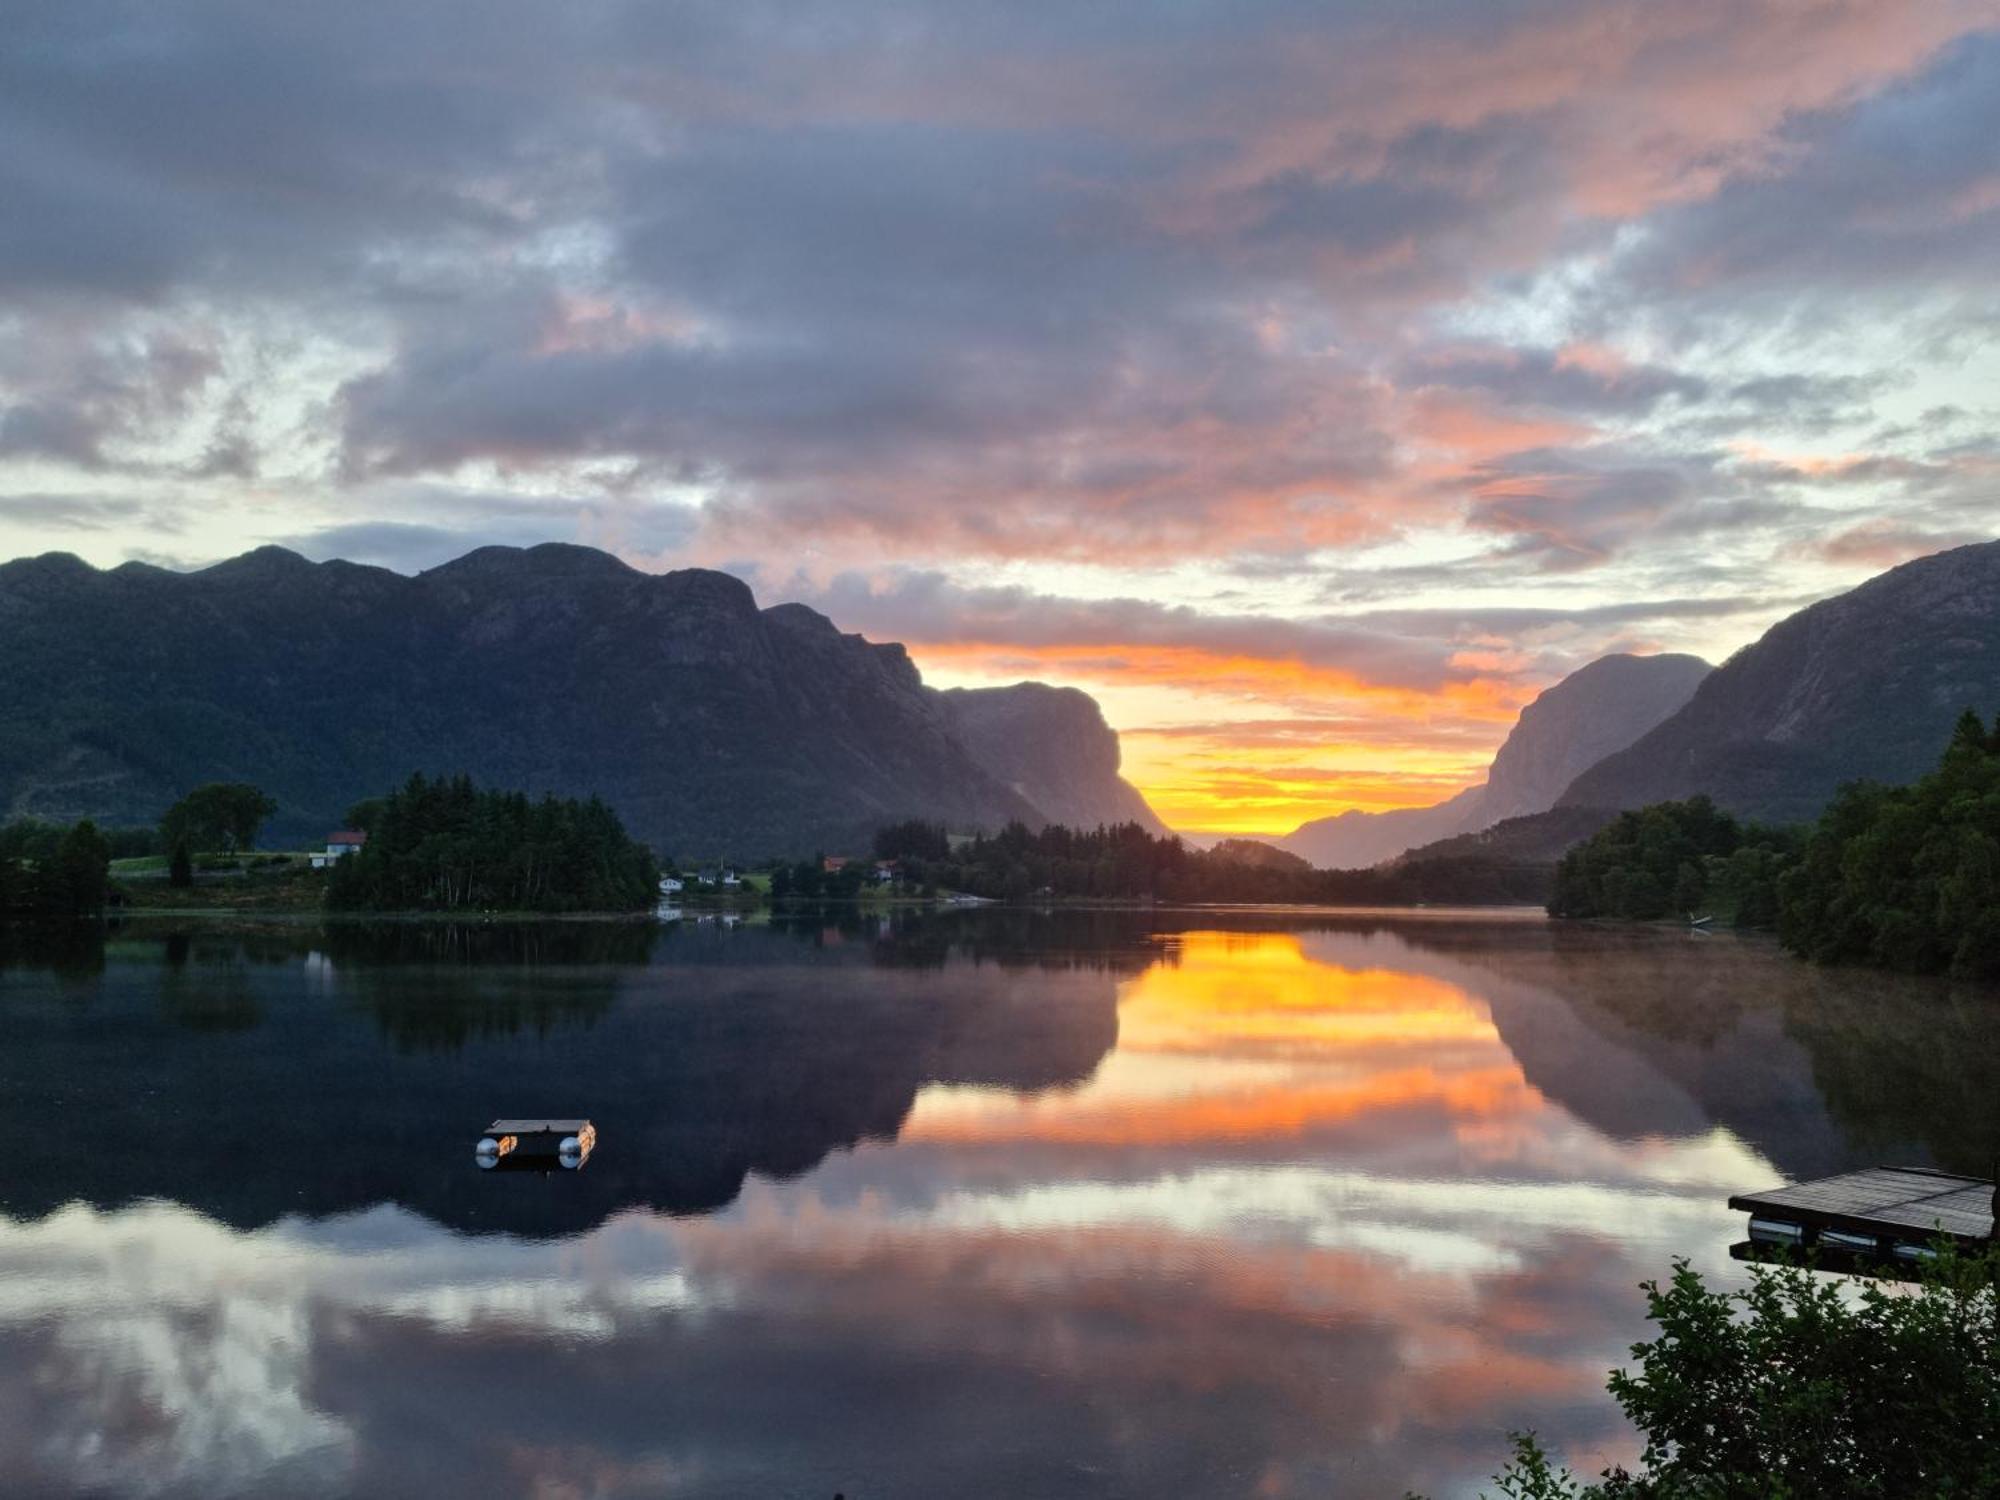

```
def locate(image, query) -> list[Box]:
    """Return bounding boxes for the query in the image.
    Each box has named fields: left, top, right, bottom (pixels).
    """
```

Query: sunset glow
left=2, top=1, right=1995, bottom=833
left=907, top=930, right=1541, bottom=1145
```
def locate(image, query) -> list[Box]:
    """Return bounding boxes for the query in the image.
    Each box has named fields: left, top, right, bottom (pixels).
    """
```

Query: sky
left=2, top=1, right=1998, bottom=835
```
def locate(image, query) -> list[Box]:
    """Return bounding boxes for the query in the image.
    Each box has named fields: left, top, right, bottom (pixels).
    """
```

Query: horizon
left=3, top=3, right=1998, bottom=835
left=2, top=530, right=1823, bottom=839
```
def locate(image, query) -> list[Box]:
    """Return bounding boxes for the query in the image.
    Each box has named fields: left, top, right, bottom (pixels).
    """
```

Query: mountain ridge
left=1277, top=651, right=1711, bottom=869
left=1558, top=540, right=2000, bottom=823
left=0, top=543, right=1161, bottom=856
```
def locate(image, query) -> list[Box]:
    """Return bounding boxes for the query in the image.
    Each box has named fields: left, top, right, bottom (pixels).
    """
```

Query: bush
left=1464, top=1246, right=2000, bottom=1498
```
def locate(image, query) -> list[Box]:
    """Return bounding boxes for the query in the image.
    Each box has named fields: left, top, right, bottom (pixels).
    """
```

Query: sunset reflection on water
left=0, top=912, right=1980, bottom=1498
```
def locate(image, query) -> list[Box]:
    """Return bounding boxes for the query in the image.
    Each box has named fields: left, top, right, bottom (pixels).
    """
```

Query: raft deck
left=1730, top=1166, right=1994, bottom=1261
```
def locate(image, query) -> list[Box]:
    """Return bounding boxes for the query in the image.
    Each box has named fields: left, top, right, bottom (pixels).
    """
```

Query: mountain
left=1559, top=541, right=2000, bottom=824
left=1277, top=653, right=1710, bottom=868
left=1478, top=653, right=1714, bottom=822
left=1395, top=805, right=1621, bottom=869
left=1206, top=838, right=1312, bottom=871
left=0, top=918, right=1121, bottom=1236
left=1274, top=787, right=1487, bottom=871
left=0, top=543, right=1159, bottom=856
left=941, top=683, right=1166, bottom=833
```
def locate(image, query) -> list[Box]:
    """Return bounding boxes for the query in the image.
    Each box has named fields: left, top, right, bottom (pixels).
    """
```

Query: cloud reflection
left=0, top=918, right=1845, bottom=1496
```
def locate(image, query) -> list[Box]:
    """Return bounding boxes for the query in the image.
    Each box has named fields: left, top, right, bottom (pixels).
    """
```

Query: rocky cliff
left=0, top=543, right=1156, bottom=855
left=1278, top=653, right=1710, bottom=868
left=941, top=683, right=1165, bottom=834
left=1480, top=653, right=1714, bottom=822
left=1559, top=540, right=2000, bottom=824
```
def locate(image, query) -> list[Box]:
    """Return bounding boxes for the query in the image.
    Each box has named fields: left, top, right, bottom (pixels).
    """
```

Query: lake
left=1, top=908, right=1995, bottom=1498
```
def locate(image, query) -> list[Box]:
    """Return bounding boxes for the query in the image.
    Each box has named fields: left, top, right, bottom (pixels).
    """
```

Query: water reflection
left=0, top=911, right=1996, bottom=1497
left=0, top=918, right=1119, bottom=1234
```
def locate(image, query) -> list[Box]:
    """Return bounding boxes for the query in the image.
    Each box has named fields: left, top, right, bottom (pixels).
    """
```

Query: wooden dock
left=1729, top=1166, right=1995, bottom=1269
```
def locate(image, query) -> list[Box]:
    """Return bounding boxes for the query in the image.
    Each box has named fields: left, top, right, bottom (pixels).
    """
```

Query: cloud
left=1, top=0, right=1997, bottom=826
left=0, top=493, right=155, bottom=532
left=790, top=569, right=1462, bottom=691
left=5, top=0, right=1985, bottom=563
left=1815, top=517, right=1994, bottom=568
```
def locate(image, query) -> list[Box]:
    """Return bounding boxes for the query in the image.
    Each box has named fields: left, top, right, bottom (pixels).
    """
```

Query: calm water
left=2, top=908, right=1997, bottom=1498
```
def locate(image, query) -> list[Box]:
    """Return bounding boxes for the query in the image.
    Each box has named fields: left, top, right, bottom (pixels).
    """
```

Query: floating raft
left=1729, top=1166, right=1994, bottom=1271
left=475, top=1118, right=596, bottom=1171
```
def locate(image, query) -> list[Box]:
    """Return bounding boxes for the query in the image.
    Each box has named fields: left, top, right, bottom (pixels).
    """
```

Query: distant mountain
left=1395, top=805, right=1621, bottom=869
left=1277, top=653, right=1710, bottom=868
left=941, top=683, right=1165, bottom=833
left=1559, top=541, right=2000, bottom=824
left=0, top=544, right=1158, bottom=856
left=1479, top=653, right=1715, bottom=822
left=1274, top=787, right=1486, bottom=871
left=1205, top=837, right=1312, bottom=872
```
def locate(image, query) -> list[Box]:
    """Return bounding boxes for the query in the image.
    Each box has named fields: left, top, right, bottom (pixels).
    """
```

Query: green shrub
left=1461, top=1245, right=2000, bottom=1498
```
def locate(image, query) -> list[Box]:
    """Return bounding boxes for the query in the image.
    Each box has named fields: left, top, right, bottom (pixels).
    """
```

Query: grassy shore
left=116, top=862, right=327, bottom=912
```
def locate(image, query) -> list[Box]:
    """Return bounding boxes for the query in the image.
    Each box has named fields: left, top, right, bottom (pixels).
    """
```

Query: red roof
left=328, top=831, right=368, bottom=845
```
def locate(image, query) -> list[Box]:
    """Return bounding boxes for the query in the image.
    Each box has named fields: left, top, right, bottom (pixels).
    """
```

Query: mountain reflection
left=0, top=916, right=1121, bottom=1235
left=4, top=912, right=2000, bottom=1497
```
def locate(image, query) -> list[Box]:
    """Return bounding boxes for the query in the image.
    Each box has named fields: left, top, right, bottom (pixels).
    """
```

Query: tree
left=344, top=797, right=387, bottom=833
left=0, top=818, right=111, bottom=916
left=1549, top=798, right=1745, bottom=920
left=169, top=841, right=194, bottom=888
left=1466, top=1247, right=2000, bottom=1498
left=160, top=783, right=278, bottom=854
left=1777, top=707, right=2000, bottom=977
left=874, top=819, right=950, bottom=862
left=48, top=820, right=111, bottom=915
left=324, top=773, right=658, bottom=912
left=1670, top=861, right=1705, bottom=914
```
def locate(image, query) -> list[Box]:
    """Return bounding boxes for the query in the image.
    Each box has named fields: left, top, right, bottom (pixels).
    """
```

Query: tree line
left=1546, top=796, right=1801, bottom=926
left=866, top=818, right=1551, bottom=906
left=0, top=818, right=113, bottom=917
left=325, top=773, right=660, bottom=912
left=1550, top=708, right=2000, bottom=979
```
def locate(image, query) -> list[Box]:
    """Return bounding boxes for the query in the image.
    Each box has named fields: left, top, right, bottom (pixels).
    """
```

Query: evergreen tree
left=1779, top=708, right=2000, bottom=977
left=0, top=817, right=112, bottom=916
left=324, top=774, right=659, bottom=912
left=1551, top=707, right=2000, bottom=978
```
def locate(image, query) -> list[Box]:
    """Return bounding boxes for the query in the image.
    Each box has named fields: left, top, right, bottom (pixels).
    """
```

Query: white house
left=658, top=876, right=684, bottom=894
left=309, top=830, right=367, bottom=869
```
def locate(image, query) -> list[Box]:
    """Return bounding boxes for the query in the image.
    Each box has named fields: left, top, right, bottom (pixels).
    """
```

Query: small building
left=873, top=860, right=899, bottom=884
left=719, top=869, right=740, bottom=888
left=658, top=876, right=684, bottom=895
left=309, top=831, right=367, bottom=870
left=822, top=856, right=849, bottom=874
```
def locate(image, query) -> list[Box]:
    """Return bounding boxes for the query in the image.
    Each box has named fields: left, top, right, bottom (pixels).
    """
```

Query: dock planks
left=1731, top=1166, right=1996, bottom=1248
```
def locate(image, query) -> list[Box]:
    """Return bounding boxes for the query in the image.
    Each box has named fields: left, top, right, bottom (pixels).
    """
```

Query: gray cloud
left=0, top=0, right=1993, bottom=639
left=1408, top=346, right=1710, bottom=417
left=1600, top=31, right=2000, bottom=311
left=0, top=493, right=155, bottom=531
